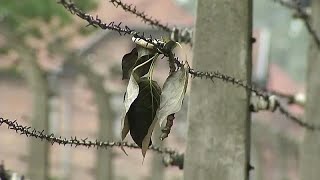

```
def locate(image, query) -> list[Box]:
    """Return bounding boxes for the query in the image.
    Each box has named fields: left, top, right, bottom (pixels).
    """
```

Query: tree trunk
left=60, top=79, right=74, bottom=180
left=184, top=0, right=252, bottom=179
left=299, top=1, right=320, bottom=179
left=149, top=124, right=165, bottom=180
left=74, top=61, right=114, bottom=180
left=21, top=54, right=50, bottom=180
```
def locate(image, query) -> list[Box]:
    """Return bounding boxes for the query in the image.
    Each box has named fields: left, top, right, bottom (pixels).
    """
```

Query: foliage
left=0, top=0, right=97, bottom=37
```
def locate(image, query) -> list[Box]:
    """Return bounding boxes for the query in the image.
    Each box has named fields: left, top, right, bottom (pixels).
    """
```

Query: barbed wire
left=173, top=58, right=268, bottom=99
left=107, top=0, right=193, bottom=44
left=173, top=58, right=320, bottom=130
left=264, top=89, right=305, bottom=106
left=56, top=0, right=317, bottom=130
left=272, top=0, right=320, bottom=48
left=277, top=104, right=319, bottom=130
left=57, top=0, right=166, bottom=49
left=58, top=0, right=193, bottom=45
left=108, top=0, right=171, bottom=32
left=0, top=117, right=179, bottom=156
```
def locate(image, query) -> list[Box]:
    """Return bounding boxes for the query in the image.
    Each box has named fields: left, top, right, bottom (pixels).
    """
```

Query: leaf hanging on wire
left=120, top=72, right=139, bottom=155
left=127, top=78, right=161, bottom=158
left=120, top=55, right=158, bottom=155
left=121, top=48, right=137, bottom=79
left=156, top=63, right=189, bottom=129
left=121, top=46, right=156, bottom=79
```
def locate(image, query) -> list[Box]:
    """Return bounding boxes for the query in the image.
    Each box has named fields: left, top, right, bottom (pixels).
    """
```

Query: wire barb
left=0, top=117, right=179, bottom=155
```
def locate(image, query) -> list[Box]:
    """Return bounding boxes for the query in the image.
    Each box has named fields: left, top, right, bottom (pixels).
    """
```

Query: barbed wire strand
left=0, top=117, right=178, bottom=155
left=108, top=0, right=171, bottom=32
left=107, top=0, right=194, bottom=44
left=174, top=58, right=268, bottom=98
left=173, top=58, right=320, bottom=130
left=58, top=0, right=193, bottom=45
left=277, top=104, right=319, bottom=130
left=272, top=0, right=320, bottom=48
left=57, top=0, right=166, bottom=50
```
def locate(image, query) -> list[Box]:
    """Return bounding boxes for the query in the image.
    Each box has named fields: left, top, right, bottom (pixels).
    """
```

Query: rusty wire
left=0, top=117, right=179, bottom=155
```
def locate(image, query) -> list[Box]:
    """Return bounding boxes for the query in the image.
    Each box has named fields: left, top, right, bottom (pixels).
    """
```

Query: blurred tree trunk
left=21, top=53, right=50, bottom=180
left=184, top=0, right=252, bottom=179
left=149, top=124, right=165, bottom=180
left=74, top=61, right=114, bottom=180
left=299, top=1, right=320, bottom=179
left=60, top=78, right=74, bottom=180
left=0, top=23, right=50, bottom=180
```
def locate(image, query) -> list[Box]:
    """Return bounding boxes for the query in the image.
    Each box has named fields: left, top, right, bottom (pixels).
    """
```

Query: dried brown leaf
left=156, top=64, right=189, bottom=128
left=121, top=46, right=156, bottom=80
left=120, top=56, right=157, bottom=155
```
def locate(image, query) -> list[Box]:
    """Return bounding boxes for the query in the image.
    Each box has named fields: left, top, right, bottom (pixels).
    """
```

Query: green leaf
left=121, top=46, right=156, bottom=80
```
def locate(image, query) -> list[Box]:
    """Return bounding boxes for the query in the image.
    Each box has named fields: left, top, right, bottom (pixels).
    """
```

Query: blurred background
left=0, top=0, right=309, bottom=179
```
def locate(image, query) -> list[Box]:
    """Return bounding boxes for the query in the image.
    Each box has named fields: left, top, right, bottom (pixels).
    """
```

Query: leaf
left=164, top=40, right=178, bottom=51
left=120, top=71, right=139, bottom=155
left=121, top=48, right=138, bottom=79
left=127, top=78, right=161, bottom=158
left=120, top=114, right=129, bottom=155
left=121, top=46, right=156, bottom=79
left=120, top=56, right=157, bottom=155
left=156, top=64, right=189, bottom=129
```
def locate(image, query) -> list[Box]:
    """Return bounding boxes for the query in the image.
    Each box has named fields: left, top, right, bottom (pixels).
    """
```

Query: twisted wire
left=108, top=0, right=171, bottom=32
left=0, top=117, right=178, bottom=155
left=173, top=58, right=320, bottom=130
left=58, top=0, right=165, bottom=50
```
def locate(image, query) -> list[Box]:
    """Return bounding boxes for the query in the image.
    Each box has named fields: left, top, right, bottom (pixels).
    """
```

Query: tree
left=0, top=1, right=97, bottom=179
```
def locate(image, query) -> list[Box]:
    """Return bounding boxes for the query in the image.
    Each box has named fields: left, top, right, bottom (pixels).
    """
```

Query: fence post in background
left=184, top=0, right=252, bottom=179
left=21, top=56, right=50, bottom=180
left=300, top=1, right=320, bottom=179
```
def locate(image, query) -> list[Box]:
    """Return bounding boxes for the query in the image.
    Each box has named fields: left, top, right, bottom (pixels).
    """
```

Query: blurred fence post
left=184, top=0, right=252, bottom=179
